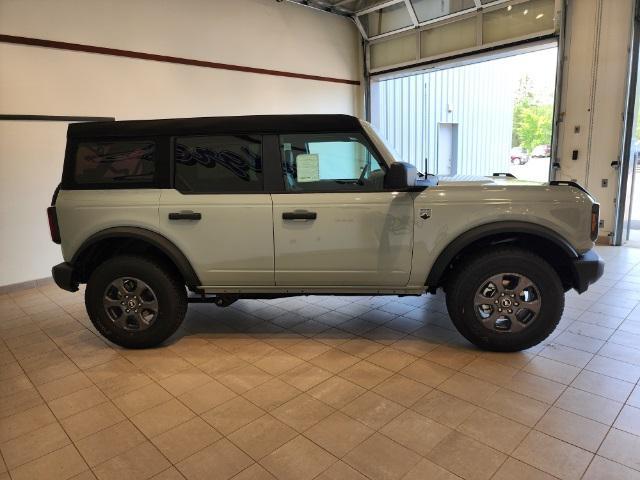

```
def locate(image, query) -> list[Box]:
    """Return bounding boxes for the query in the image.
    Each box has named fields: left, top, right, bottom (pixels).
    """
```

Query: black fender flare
left=425, top=221, right=579, bottom=289
left=71, top=226, right=201, bottom=288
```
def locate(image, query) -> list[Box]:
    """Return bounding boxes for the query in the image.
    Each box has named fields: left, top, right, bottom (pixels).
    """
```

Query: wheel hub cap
left=473, top=273, right=541, bottom=333
left=103, top=277, right=158, bottom=332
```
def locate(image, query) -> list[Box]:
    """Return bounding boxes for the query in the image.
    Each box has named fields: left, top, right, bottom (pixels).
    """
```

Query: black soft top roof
left=67, top=114, right=363, bottom=138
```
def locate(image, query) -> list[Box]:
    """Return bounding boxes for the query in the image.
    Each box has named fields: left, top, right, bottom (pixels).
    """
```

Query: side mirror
left=384, top=162, right=418, bottom=190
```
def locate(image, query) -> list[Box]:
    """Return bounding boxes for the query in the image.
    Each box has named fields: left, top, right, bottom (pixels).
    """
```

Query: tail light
left=47, top=206, right=61, bottom=244
left=590, top=204, right=600, bottom=241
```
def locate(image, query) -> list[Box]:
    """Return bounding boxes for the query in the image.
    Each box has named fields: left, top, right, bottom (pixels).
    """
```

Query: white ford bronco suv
left=47, top=115, right=604, bottom=351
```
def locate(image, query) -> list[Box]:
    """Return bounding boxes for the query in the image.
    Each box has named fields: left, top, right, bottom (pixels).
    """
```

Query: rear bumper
left=572, top=249, right=604, bottom=293
left=52, top=262, right=79, bottom=292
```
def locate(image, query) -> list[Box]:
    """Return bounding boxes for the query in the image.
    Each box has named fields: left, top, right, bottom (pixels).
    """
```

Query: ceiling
left=282, top=0, right=390, bottom=16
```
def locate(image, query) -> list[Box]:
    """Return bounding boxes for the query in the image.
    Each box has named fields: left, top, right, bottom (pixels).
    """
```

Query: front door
left=272, top=131, right=414, bottom=286
left=159, top=134, right=274, bottom=286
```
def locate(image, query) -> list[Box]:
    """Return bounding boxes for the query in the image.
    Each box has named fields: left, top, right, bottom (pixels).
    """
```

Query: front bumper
left=572, top=249, right=604, bottom=293
left=52, top=262, right=79, bottom=292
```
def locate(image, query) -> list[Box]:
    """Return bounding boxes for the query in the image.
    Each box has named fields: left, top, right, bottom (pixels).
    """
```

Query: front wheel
left=445, top=247, right=564, bottom=352
left=85, top=255, right=187, bottom=348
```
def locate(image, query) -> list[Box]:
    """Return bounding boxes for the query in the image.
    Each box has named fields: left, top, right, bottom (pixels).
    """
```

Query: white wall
left=555, top=0, right=634, bottom=239
left=0, top=0, right=360, bottom=286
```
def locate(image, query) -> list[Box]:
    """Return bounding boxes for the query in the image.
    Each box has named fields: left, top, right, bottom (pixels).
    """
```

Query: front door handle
left=168, top=211, right=202, bottom=221
left=282, top=211, right=317, bottom=220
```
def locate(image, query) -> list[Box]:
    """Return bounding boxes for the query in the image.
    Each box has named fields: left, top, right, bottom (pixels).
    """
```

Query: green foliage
left=512, top=74, right=553, bottom=152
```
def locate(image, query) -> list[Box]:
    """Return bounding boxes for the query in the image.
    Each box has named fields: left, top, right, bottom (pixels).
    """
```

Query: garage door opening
left=370, top=46, right=558, bottom=182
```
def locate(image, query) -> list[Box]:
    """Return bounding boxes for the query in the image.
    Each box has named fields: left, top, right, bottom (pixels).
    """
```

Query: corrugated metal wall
left=373, top=58, right=518, bottom=176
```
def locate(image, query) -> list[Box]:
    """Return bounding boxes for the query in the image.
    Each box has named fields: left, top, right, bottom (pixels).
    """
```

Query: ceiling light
left=536, top=13, right=544, bottom=19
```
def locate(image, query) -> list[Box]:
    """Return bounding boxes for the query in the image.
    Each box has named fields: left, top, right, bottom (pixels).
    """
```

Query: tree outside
left=512, top=74, right=553, bottom=153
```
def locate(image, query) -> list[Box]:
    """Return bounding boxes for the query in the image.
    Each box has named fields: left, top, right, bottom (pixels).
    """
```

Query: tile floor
left=1, top=246, right=640, bottom=480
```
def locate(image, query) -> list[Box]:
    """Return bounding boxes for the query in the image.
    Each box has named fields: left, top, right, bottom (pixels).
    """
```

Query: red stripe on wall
left=0, top=34, right=360, bottom=86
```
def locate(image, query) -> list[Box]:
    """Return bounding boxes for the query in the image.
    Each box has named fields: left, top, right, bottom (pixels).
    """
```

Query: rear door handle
left=168, top=211, right=202, bottom=221
left=282, top=211, right=317, bottom=220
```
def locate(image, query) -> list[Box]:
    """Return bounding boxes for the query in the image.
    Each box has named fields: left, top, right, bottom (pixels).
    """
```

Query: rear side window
left=74, top=140, right=156, bottom=185
left=174, top=135, right=263, bottom=193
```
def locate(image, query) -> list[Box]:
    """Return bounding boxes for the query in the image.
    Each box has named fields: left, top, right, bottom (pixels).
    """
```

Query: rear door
left=272, top=131, right=414, bottom=286
left=158, top=134, right=274, bottom=286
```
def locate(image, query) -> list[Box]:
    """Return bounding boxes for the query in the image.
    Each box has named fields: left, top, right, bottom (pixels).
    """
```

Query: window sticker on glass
left=296, top=154, right=320, bottom=182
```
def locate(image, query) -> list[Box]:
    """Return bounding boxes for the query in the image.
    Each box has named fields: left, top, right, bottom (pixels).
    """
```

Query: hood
left=436, top=174, right=543, bottom=187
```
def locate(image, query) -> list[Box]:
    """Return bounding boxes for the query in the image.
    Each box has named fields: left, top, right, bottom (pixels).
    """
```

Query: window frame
left=275, top=131, right=389, bottom=194
left=170, top=133, right=276, bottom=195
left=61, top=136, right=168, bottom=190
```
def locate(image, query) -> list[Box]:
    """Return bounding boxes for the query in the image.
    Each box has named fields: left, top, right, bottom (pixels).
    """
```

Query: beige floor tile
left=60, top=402, right=125, bottom=441
left=178, top=380, right=236, bottom=414
left=283, top=339, right=331, bottom=361
left=461, top=357, right=518, bottom=386
left=309, top=349, right=360, bottom=374
left=151, top=467, right=185, bottom=480
left=93, top=442, right=170, bottom=480
left=36, top=372, right=93, bottom=402
left=411, top=390, right=477, bottom=428
left=1, top=421, right=69, bottom=469
left=372, top=374, right=432, bottom=407
left=438, top=372, right=500, bottom=405
left=506, top=370, right=565, bottom=404
left=315, top=460, right=369, bottom=480
left=0, top=375, right=33, bottom=399
left=513, top=430, right=593, bottom=480
left=535, top=406, right=609, bottom=452
left=304, top=411, right=374, bottom=457
left=538, top=344, right=594, bottom=368
left=230, top=463, right=275, bottom=480
left=613, top=404, right=640, bottom=436
left=598, top=428, right=640, bottom=471
left=260, top=435, right=336, bottom=480
left=9, top=445, right=88, bottom=480
left=380, top=409, right=452, bottom=456
left=113, top=383, right=173, bottom=418
left=338, top=361, right=393, bottom=389
left=131, top=398, right=195, bottom=438
left=308, top=376, right=366, bottom=409
left=201, top=396, right=264, bottom=436
left=492, top=458, right=556, bottom=480
left=344, top=433, right=421, bottom=480
left=365, top=347, right=417, bottom=372
left=242, top=378, right=300, bottom=411
left=629, top=385, right=640, bottom=408
left=0, top=404, right=56, bottom=443
left=583, top=455, right=640, bottom=480
left=176, top=438, right=252, bottom=480
left=341, top=391, right=405, bottom=430
left=278, top=363, right=332, bottom=391
left=227, top=414, right=297, bottom=460
left=402, top=458, right=459, bottom=480
left=427, top=431, right=506, bottom=480
left=481, top=388, right=549, bottom=427
left=271, top=393, right=334, bottom=432
left=555, top=387, right=623, bottom=425
left=85, top=360, right=153, bottom=400
left=571, top=370, right=634, bottom=403
left=524, top=356, right=582, bottom=384
left=424, top=345, right=477, bottom=370
left=585, top=355, right=640, bottom=383
left=457, top=407, right=529, bottom=454
left=157, top=367, right=213, bottom=397
left=0, top=388, right=43, bottom=419
left=75, top=420, right=146, bottom=467
left=399, top=359, right=456, bottom=387
left=253, top=351, right=303, bottom=376
left=152, top=417, right=221, bottom=464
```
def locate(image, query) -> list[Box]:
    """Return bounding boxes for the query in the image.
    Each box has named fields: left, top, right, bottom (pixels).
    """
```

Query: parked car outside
left=531, top=144, right=551, bottom=158
left=48, top=115, right=603, bottom=352
left=510, top=146, right=529, bottom=165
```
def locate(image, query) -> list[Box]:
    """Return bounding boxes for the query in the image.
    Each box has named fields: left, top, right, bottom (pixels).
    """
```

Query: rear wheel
left=445, top=247, right=564, bottom=351
left=85, top=255, right=187, bottom=348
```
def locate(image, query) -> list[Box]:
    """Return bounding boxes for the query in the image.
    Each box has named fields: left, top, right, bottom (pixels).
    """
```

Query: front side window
left=280, top=132, right=385, bottom=192
left=74, top=140, right=155, bottom=185
left=174, top=135, right=263, bottom=193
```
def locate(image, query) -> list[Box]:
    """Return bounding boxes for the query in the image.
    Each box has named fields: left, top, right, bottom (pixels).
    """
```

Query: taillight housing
left=590, top=204, right=600, bottom=241
left=47, top=206, right=61, bottom=244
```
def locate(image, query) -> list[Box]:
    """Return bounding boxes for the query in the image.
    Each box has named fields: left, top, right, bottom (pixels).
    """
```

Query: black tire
left=85, top=255, right=187, bottom=348
left=445, top=247, right=564, bottom=352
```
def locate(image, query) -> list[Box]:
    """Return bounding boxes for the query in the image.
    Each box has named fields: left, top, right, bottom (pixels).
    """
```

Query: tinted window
left=74, top=141, right=155, bottom=185
left=280, top=132, right=385, bottom=192
left=175, top=135, right=263, bottom=193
